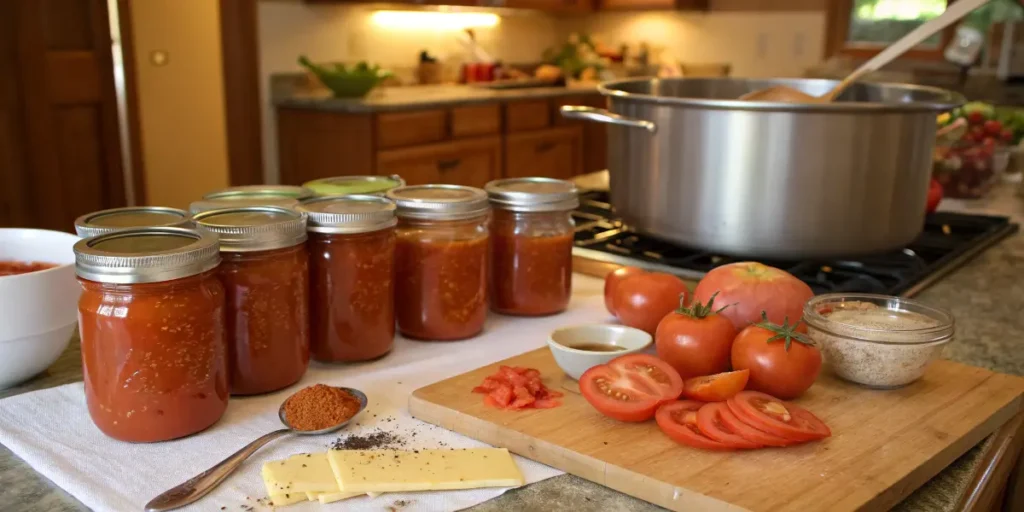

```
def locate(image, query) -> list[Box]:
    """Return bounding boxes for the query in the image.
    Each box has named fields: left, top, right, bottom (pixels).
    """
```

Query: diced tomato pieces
left=474, top=366, right=561, bottom=410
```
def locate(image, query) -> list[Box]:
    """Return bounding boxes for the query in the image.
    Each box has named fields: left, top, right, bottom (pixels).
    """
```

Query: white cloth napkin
left=0, top=276, right=611, bottom=512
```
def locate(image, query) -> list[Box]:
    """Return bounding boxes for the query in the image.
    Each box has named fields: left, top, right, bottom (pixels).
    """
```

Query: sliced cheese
left=317, top=491, right=365, bottom=504
left=327, top=448, right=524, bottom=493
left=262, top=452, right=339, bottom=494
left=267, top=492, right=307, bottom=507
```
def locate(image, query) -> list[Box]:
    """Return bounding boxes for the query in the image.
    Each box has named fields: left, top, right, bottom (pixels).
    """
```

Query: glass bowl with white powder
left=803, top=294, right=955, bottom=389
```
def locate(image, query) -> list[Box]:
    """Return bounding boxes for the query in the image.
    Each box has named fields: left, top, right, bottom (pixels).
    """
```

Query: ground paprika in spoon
left=282, top=384, right=363, bottom=431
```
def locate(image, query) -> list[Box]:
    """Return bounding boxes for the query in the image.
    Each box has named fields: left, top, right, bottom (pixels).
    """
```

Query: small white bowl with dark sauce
left=547, top=324, right=652, bottom=380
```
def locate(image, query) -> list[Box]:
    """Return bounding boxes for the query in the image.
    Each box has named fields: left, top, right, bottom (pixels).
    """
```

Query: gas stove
left=572, top=190, right=1019, bottom=297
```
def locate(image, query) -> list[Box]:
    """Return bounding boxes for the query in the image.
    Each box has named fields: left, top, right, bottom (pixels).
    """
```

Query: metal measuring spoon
left=144, top=386, right=368, bottom=512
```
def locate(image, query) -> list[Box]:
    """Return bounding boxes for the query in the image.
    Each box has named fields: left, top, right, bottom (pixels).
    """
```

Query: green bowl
left=299, top=56, right=390, bottom=98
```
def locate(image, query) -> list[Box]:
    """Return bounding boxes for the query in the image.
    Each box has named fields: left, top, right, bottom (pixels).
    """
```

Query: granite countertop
left=272, top=82, right=601, bottom=113
left=3, top=184, right=1024, bottom=512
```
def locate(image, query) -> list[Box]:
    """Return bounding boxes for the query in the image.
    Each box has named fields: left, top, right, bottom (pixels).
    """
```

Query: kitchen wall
left=257, top=1, right=826, bottom=183
left=562, top=10, right=826, bottom=78
left=258, top=0, right=564, bottom=183
left=130, top=0, right=230, bottom=208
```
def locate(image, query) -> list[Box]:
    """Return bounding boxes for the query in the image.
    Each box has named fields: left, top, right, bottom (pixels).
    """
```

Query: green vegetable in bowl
left=298, top=56, right=392, bottom=98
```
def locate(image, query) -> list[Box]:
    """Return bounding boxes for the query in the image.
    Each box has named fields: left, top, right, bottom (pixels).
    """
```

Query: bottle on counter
left=298, top=195, right=397, bottom=362
left=74, top=227, right=228, bottom=442
left=192, top=206, right=310, bottom=395
left=485, top=177, right=579, bottom=316
left=387, top=184, right=490, bottom=341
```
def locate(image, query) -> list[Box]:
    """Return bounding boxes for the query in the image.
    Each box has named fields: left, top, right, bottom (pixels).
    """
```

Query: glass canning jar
left=386, top=184, right=490, bottom=341
left=74, top=227, right=227, bottom=442
left=485, top=177, right=578, bottom=316
left=192, top=206, right=310, bottom=395
left=299, top=195, right=397, bottom=362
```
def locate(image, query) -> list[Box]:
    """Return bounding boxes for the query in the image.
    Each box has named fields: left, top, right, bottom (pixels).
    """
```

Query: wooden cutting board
left=409, top=348, right=1024, bottom=512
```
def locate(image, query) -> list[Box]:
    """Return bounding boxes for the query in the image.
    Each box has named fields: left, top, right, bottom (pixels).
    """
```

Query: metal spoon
left=144, top=386, right=368, bottom=512
left=740, top=0, right=989, bottom=103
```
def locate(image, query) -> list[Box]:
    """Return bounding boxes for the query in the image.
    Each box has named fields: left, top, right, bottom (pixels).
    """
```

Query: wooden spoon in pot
left=740, top=0, right=989, bottom=103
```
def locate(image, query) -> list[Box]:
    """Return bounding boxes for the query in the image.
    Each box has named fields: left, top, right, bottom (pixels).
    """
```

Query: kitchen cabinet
left=504, top=126, right=582, bottom=180
left=496, top=0, right=593, bottom=13
left=599, top=0, right=706, bottom=9
left=377, top=137, right=502, bottom=189
left=275, top=92, right=605, bottom=187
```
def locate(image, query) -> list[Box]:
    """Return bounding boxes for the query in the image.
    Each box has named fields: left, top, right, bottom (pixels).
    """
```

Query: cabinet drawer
left=376, top=136, right=501, bottom=189
left=505, top=100, right=551, bottom=133
left=376, top=109, right=447, bottom=149
left=504, top=126, right=582, bottom=180
left=452, top=104, right=501, bottom=139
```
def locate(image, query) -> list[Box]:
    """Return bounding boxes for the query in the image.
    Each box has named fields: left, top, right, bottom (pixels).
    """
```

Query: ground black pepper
left=330, top=428, right=407, bottom=450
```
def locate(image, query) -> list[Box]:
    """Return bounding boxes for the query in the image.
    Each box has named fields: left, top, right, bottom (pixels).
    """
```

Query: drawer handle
left=437, top=159, right=461, bottom=171
left=535, top=142, right=556, bottom=153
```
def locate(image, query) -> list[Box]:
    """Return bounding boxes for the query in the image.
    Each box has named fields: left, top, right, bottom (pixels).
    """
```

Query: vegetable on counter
left=603, top=268, right=690, bottom=335
left=473, top=366, right=563, bottom=410
left=579, top=354, right=683, bottom=422
left=731, top=313, right=822, bottom=400
left=682, top=370, right=749, bottom=402
left=692, top=262, right=814, bottom=330
left=655, top=292, right=737, bottom=379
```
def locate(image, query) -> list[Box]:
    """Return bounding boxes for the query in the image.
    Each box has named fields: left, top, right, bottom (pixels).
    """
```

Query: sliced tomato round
left=695, top=402, right=761, bottom=449
left=727, top=391, right=831, bottom=442
left=682, top=369, right=749, bottom=402
left=716, top=401, right=794, bottom=447
left=579, top=354, right=683, bottom=422
left=655, top=401, right=733, bottom=451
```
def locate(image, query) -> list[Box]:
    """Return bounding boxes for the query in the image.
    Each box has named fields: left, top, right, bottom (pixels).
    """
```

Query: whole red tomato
left=967, top=111, right=986, bottom=126
left=604, top=266, right=646, bottom=317
left=984, top=119, right=1004, bottom=136
left=692, top=262, right=814, bottom=330
left=731, top=314, right=821, bottom=399
left=655, top=292, right=737, bottom=379
left=612, top=272, right=690, bottom=335
left=926, top=178, right=943, bottom=214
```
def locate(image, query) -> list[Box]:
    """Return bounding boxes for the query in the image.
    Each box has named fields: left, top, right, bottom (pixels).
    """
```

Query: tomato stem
left=675, top=291, right=730, bottom=319
left=754, top=311, right=815, bottom=351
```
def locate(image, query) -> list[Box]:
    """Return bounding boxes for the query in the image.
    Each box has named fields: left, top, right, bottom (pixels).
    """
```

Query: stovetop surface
left=572, top=191, right=1019, bottom=297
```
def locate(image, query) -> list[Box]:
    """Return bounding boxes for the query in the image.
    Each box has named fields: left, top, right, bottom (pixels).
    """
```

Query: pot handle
left=559, top=106, right=657, bottom=133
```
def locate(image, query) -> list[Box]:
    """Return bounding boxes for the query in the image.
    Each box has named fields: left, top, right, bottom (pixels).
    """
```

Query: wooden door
left=0, top=0, right=126, bottom=231
left=504, top=126, right=583, bottom=180
left=377, top=137, right=502, bottom=189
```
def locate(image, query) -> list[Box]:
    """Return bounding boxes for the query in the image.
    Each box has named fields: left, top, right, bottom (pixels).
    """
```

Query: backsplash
left=257, top=0, right=827, bottom=183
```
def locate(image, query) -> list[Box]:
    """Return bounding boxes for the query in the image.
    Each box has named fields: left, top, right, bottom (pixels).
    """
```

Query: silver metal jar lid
left=298, top=195, right=397, bottom=234
left=73, top=227, right=220, bottom=284
left=484, top=177, right=580, bottom=212
left=302, top=175, right=405, bottom=196
left=202, top=185, right=314, bottom=201
left=192, top=206, right=308, bottom=252
left=74, top=206, right=191, bottom=238
left=189, top=197, right=300, bottom=214
left=386, top=185, right=489, bottom=221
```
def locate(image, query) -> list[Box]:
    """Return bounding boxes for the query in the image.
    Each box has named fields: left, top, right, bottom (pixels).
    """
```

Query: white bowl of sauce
left=0, top=228, right=80, bottom=389
left=803, top=293, right=955, bottom=389
left=547, top=324, right=652, bottom=380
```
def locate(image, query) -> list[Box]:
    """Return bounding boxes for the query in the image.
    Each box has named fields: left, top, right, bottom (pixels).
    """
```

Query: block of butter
left=328, top=448, right=524, bottom=493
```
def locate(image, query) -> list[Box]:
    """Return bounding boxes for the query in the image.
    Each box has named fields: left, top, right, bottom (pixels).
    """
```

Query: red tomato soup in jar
left=193, top=206, right=310, bottom=395
left=386, top=185, right=490, bottom=341
left=74, top=227, right=227, bottom=442
left=485, top=178, right=578, bottom=316
left=299, top=195, right=397, bottom=362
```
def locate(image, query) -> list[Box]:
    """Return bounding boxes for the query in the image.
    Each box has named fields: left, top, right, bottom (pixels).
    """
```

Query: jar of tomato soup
left=386, top=185, right=490, bottom=341
left=74, top=206, right=191, bottom=238
left=192, top=206, right=310, bottom=395
left=298, top=195, right=397, bottom=362
left=74, top=227, right=227, bottom=442
left=485, top=178, right=578, bottom=316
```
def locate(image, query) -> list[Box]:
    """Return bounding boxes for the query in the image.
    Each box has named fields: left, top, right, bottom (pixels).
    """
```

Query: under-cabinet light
left=370, top=10, right=500, bottom=30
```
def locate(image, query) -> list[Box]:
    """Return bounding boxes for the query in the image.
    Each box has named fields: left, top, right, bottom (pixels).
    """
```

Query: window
left=826, top=0, right=954, bottom=60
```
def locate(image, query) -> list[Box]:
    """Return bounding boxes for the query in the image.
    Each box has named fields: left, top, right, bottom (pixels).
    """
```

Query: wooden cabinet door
left=377, top=137, right=501, bottom=189
left=1, top=0, right=126, bottom=230
left=504, top=126, right=582, bottom=180
left=553, top=95, right=607, bottom=175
